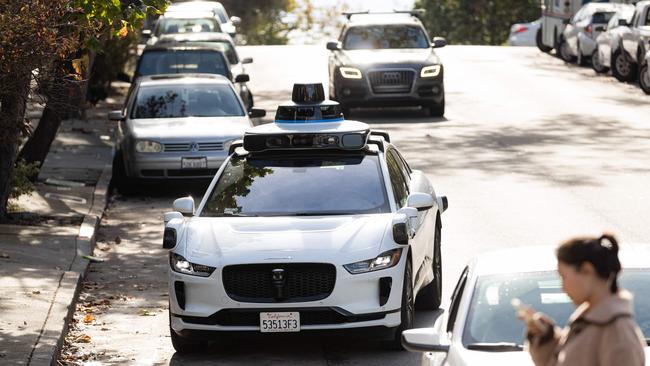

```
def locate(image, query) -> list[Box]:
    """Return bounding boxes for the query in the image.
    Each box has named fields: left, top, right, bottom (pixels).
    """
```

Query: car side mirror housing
left=173, top=197, right=195, bottom=216
left=164, top=211, right=184, bottom=225
left=393, top=207, right=418, bottom=244
left=438, top=195, right=448, bottom=213
left=431, top=37, right=447, bottom=48
left=402, top=328, right=451, bottom=353
left=108, top=110, right=125, bottom=121
left=407, top=192, right=435, bottom=211
left=141, top=29, right=152, bottom=39
left=618, top=19, right=629, bottom=27
left=235, top=74, right=250, bottom=83
left=326, top=41, right=340, bottom=51
left=594, top=25, right=606, bottom=32
left=248, top=108, right=266, bottom=118
left=230, top=16, right=241, bottom=26
left=241, top=57, right=253, bottom=64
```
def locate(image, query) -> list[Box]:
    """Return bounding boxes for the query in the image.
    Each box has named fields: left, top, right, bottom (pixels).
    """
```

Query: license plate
left=259, top=312, right=300, bottom=333
left=181, top=157, right=207, bottom=169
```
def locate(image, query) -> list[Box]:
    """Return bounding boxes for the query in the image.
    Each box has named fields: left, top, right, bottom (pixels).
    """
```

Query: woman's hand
left=518, top=307, right=553, bottom=337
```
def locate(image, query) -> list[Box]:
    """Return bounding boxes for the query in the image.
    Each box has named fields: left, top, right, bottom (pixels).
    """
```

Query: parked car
left=326, top=11, right=446, bottom=117
left=135, top=44, right=253, bottom=110
left=559, top=3, right=631, bottom=66
left=166, top=1, right=240, bottom=38
left=507, top=19, right=540, bottom=47
left=614, top=0, right=650, bottom=82
left=155, top=32, right=254, bottom=107
left=640, top=50, right=650, bottom=94
left=164, top=83, right=448, bottom=353
left=108, top=74, right=265, bottom=190
left=401, top=246, right=650, bottom=366
left=593, top=6, right=635, bottom=74
left=146, top=11, right=223, bottom=46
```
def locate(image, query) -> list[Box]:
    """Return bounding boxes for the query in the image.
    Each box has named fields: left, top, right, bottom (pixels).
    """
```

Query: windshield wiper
left=466, top=342, right=523, bottom=352
left=215, top=212, right=254, bottom=217
left=293, top=212, right=356, bottom=216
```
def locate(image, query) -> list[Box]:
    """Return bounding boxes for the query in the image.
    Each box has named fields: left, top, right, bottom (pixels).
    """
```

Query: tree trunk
left=0, top=75, right=31, bottom=220
left=16, top=100, right=62, bottom=178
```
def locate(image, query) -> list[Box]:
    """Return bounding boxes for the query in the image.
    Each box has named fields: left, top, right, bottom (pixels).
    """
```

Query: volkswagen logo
left=189, top=142, right=199, bottom=152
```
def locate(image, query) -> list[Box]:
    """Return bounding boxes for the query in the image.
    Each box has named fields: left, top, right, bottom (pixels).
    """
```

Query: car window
left=393, top=149, right=412, bottom=177
left=201, top=154, right=391, bottom=216
left=385, top=151, right=409, bottom=208
left=645, top=8, right=650, bottom=26
left=131, top=84, right=244, bottom=118
left=186, top=41, right=238, bottom=64
left=607, top=14, right=620, bottom=30
left=388, top=149, right=410, bottom=182
left=343, top=25, right=429, bottom=50
left=137, top=50, right=229, bottom=77
left=447, top=266, right=469, bottom=333
left=155, top=18, right=221, bottom=36
left=460, top=269, right=650, bottom=347
left=592, top=12, right=615, bottom=24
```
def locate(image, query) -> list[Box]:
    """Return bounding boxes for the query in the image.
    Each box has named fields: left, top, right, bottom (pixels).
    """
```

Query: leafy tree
left=218, top=0, right=297, bottom=44
left=416, top=0, right=540, bottom=45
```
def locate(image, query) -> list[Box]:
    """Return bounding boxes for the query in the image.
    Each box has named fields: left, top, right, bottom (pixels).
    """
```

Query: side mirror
left=326, top=41, right=340, bottom=51
left=164, top=211, right=183, bottom=225
left=438, top=195, right=448, bottom=213
left=618, top=19, right=629, bottom=27
left=248, top=108, right=266, bottom=118
left=142, top=29, right=152, bottom=38
left=230, top=16, right=241, bottom=26
left=431, top=37, right=447, bottom=48
left=393, top=207, right=418, bottom=244
left=235, top=74, right=250, bottom=83
left=594, top=25, right=606, bottom=32
left=241, top=57, right=253, bottom=64
left=108, top=110, right=125, bottom=121
left=407, top=192, right=435, bottom=211
left=173, top=196, right=195, bottom=216
left=401, top=328, right=451, bottom=353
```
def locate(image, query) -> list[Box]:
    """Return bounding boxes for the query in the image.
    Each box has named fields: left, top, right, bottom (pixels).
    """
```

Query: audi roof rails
left=370, top=130, right=391, bottom=143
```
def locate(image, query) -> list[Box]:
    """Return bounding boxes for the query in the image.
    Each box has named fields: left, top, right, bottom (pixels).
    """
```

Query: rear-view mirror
left=402, top=328, right=450, bottom=353
left=173, top=197, right=195, bottom=216
left=235, top=74, right=250, bottom=83
left=326, top=41, right=340, bottom=51
left=108, top=110, right=125, bottom=121
left=248, top=108, right=266, bottom=118
left=241, top=57, right=253, bottom=64
left=431, top=37, right=447, bottom=48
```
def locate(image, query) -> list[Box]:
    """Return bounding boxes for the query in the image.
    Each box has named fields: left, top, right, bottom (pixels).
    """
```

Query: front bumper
left=333, top=67, right=444, bottom=108
left=168, top=257, right=406, bottom=334
left=124, top=150, right=229, bottom=179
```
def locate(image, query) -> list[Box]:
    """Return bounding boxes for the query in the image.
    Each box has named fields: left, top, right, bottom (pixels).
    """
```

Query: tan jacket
left=527, top=290, right=646, bottom=366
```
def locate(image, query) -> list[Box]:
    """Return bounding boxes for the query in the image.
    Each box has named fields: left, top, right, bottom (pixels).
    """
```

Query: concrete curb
left=28, top=164, right=113, bottom=366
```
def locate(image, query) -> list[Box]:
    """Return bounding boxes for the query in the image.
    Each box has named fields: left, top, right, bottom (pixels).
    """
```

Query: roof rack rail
left=343, top=10, right=369, bottom=19
left=367, top=136, right=385, bottom=152
left=343, top=9, right=425, bottom=20
left=370, top=130, right=390, bottom=143
left=393, top=9, right=426, bottom=19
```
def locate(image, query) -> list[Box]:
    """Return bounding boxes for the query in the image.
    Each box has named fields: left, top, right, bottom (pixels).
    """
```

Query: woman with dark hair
left=521, top=233, right=646, bottom=366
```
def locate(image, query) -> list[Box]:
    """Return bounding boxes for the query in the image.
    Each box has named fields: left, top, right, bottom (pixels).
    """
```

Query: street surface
left=61, top=45, right=650, bottom=365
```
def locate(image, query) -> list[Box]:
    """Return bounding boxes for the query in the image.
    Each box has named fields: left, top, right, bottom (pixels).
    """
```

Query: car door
left=623, top=8, right=640, bottom=57
left=600, top=13, right=618, bottom=64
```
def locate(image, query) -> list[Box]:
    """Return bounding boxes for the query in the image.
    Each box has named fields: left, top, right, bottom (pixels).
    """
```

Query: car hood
left=182, top=214, right=393, bottom=264
left=448, top=348, right=534, bottom=365
left=130, top=116, right=250, bottom=140
left=340, top=48, right=439, bottom=67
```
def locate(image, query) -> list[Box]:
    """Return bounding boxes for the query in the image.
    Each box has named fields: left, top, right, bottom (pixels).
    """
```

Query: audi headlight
left=344, top=248, right=403, bottom=274
left=421, top=65, right=441, bottom=78
left=170, top=253, right=216, bottom=277
left=340, top=67, right=362, bottom=79
left=135, top=140, right=162, bottom=153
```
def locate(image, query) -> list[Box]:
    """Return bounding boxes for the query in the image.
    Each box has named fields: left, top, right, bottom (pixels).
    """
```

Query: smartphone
left=511, top=298, right=547, bottom=331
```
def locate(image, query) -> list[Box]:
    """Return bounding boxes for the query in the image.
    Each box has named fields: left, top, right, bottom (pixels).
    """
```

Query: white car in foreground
left=507, top=19, right=540, bottom=47
left=402, top=246, right=650, bottom=366
left=164, top=83, right=448, bottom=353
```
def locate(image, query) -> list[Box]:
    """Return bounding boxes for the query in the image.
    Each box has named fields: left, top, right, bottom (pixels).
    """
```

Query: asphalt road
left=60, top=45, right=650, bottom=365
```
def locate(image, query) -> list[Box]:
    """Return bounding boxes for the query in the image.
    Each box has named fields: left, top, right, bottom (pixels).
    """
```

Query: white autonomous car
left=163, top=83, right=448, bottom=353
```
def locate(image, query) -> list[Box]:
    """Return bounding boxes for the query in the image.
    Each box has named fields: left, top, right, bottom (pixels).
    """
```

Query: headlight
left=344, top=248, right=402, bottom=274
left=340, top=67, right=362, bottom=79
left=170, top=253, right=216, bottom=277
left=135, top=140, right=162, bottom=153
left=421, top=65, right=441, bottom=78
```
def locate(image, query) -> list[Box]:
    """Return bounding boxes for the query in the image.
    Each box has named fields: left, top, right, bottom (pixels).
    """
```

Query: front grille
left=179, top=308, right=386, bottom=326
left=167, top=169, right=218, bottom=177
left=368, top=70, right=414, bottom=94
left=222, top=263, right=336, bottom=303
left=163, top=142, right=224, bottom=152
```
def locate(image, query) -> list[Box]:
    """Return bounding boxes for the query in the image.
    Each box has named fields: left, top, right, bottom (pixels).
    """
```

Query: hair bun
left=599, top=233, right=618, bottom=253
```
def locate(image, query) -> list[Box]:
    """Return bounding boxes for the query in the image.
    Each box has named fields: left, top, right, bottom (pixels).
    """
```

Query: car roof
left=472, top=244, right=650, bottom=276
left=582, top=3, right=632, bottom=13
left=158, top=32, right=232, bottom=43
left=142, top=44, right=228, bottom=54
left=346, top=13, right=423, bottom=27
left=161, top=11, right=216, bottom=19
left=137, top=74, right=231, bottom=87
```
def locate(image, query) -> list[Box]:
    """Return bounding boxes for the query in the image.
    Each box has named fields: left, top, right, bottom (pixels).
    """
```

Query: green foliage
left=218, top=0, right=297, bottom=45
left=9, top=160, right=40, bottom=200
left=416, top=0, right=540, bottom=45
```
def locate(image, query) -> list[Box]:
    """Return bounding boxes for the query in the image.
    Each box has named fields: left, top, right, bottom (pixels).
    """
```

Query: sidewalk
left=0, top=88, right=124, bottom=365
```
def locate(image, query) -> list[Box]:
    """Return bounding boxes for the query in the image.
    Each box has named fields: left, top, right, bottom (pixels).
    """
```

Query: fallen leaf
left=101, top=327, right=110, bottom=331
left=138, top=309, right=155, bottom=316
left=73, top=334, right=92, bottom=343
left=23, top=321, right=27, bottom=325
left=32, top=290, right=40, bottom=295
left=114, top=236, right=121, bottom=244
left=83, top=314, right=95, bottom=324
left=0, top=253, right=9, bottom=259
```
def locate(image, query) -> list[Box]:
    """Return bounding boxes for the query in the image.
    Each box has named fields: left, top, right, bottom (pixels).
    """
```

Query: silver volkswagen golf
left=109, top=74, right=265, bottom=191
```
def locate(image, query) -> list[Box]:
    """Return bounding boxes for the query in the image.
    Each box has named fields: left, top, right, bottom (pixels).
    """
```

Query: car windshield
left=343, top=25, right=429, bottom=50
left=137, top=50, right=229, bottom=77
left=201, top=154, right=391, bottom=217
left=132, top=84, right=244, bottom=118
left=175, top=41, right=238, bottom=64
left=155, top=18, right=221, bottom=36
left=462, top=270, right=650, bottom=348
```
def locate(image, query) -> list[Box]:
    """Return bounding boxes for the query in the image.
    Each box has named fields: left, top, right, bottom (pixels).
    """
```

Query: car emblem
left=189, top=142, right=199, bottom=152
left=272, top=269, right=285, bottom=282
left=271, top=269, right=286, bottom=300
left=382, top=72, right=401, bottom=84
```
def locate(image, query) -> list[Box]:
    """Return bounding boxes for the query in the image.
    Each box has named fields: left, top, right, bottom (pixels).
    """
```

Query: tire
left=536, top=27, right=552, bottom=53
left=111, top=149, right=137, bottom=195
left=640, top=63, right=650, bottom=95
left=612, top=48, right=637, bottom=82
left=428, top=95, right=445, bottom=117
left=384, top=258, right=414, bottom=350
left=415, top=216, right=442, bottom=310
left=558, top=37, right=575, bottom=63
left=169, top=313, right=208, bottom=353
left=591, top=48, right=609, bottom=74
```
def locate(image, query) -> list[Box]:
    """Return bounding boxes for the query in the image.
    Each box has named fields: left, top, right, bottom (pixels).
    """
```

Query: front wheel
left=169, top=314, right=208, bottom=353
left=591, top=48, right=609, bottom=73
left=612, top=48, right=637, bottom=82
left=428, top=95, right=445, bottom=118
left=383, top=258, right=414, bottom=350
left=640, top=63, right=650, bottom=95
left=536, top=27, right=552, bottom=53
left=558, top=38, right=576, bottom=63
